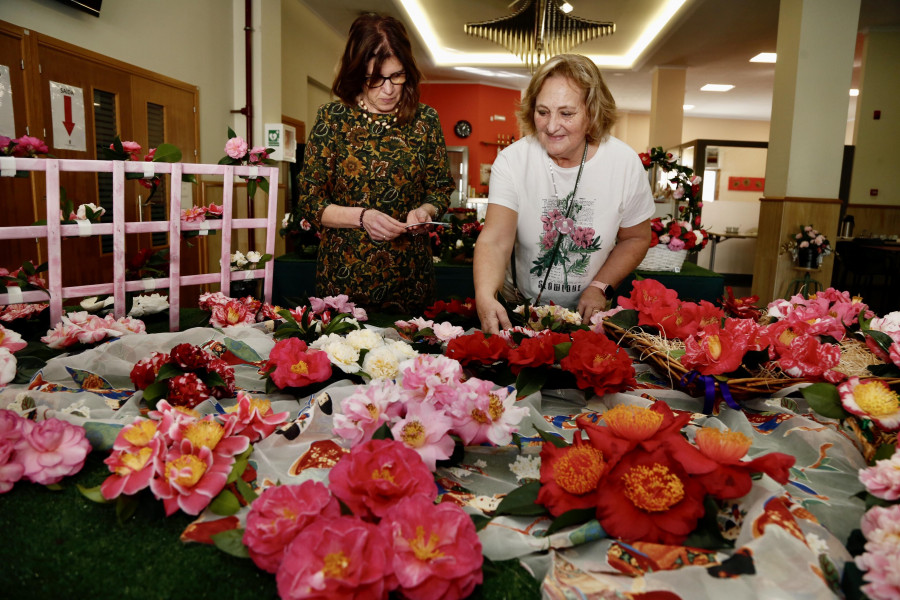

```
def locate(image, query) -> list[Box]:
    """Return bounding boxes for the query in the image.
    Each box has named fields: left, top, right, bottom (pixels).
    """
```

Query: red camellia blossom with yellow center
left=559, top=330, right=636, bottom=396
left=681, top=323, right=751, bottom=375
left=266, top=337, right=332, bottom=389
left=692, top=426, right=795, bottom=498
left=506, top=331, right=570, bottom=375
left=595, top=445, right=707, bottom=545
left=537, top=431, right=607, bottom=516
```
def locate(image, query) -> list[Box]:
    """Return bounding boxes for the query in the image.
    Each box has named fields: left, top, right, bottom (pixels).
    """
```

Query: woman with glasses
left=295, top=13, right=454, bottom=314
left=474, top=54, right=654, bottom=333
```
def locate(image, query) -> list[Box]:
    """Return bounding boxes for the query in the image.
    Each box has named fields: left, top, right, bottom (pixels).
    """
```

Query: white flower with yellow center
left=839, top=376, right=900, bottom=430
left=361, top=345, right=401, bottom=380
left=345, top=328, right=384, bottom=352
left=319, top=339, right=361, bottom=374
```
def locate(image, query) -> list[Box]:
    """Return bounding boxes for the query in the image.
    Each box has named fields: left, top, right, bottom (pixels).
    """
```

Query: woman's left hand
left=405, top=205, right=437, bottom=233
left=577, top=287, right=608, bottom=324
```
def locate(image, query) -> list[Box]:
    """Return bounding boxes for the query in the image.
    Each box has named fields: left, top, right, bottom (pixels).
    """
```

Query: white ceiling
left=297, top=0, right=900, bottom=122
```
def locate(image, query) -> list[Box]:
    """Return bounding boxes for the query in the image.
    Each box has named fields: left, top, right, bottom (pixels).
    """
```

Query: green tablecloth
left=617, top=261, right=725, bottom=304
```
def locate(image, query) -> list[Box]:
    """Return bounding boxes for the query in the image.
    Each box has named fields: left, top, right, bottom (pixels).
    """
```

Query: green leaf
left=247, top=178, right=257, bottom=200
left=873, top=443, right=896, bottom=463
left=227, top=455, right=249, bottom=484
left=182, top=173, right=198, bottom=184
left=44, top=482, right=63, bottom=491
left=209, top=488, right=242, bottom=516
left=77, top=484, right=112, bottom=504
left=494, top=481, right=547, bottom=517
left=473, top=558, right=542, bottom=600
left=535, top=427, right=568, bottom=448
left=372, top=422, right=394, bottom=440
left=868, top=363, right=900, bottom=378
left=553, top=341, right=572, bottom=361
left=235, top=477, right=258, bottom=504
left=863, top=329, right=894, bottom=356
left=115, top=494, right=140, bottom=524
left=156, top=362, right=184, bottom=381
left=141, top=380, right=170, bottom=409
left=607, top=308, right=638, bottom=330
left=204, top=371, right=226, bottom=388
left=470, top=514, right=491, bottom=532
left=257, top=178, right=269, bottom=194
left=151, top=143, right=182, bottom=163
left=227, top=126, right=237, bottom=139
left=544, top=508, right=595, bottom=536
left=224, top=338, right=263, bottom=363
left=800, top=383, right=849, bottom=420
left=211, top=528, right=251, bottom=559
left=514, top=367, right=546, bottom=399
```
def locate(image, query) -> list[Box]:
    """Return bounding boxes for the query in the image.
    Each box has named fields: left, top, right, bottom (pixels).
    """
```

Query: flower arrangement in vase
left=649, top=216, right=709, bottom=253
left=639, top=146, right=704, bottom=234
left=783, top=224, right=832, bottom=268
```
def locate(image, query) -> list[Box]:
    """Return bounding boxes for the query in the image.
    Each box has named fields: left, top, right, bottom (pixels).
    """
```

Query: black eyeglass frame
left=365, top=71, right=407, bottom=88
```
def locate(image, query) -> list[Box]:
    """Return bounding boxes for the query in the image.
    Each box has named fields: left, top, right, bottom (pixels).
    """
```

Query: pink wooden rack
left=0, top=158, right=280, bottom=331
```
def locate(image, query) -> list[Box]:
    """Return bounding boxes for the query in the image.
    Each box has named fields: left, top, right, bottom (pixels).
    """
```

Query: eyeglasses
left=365, top=71, right=406, bottom=88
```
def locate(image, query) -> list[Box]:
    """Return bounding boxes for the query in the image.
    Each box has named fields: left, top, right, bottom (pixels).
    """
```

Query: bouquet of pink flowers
left=649, top=216, right=709, bottom=252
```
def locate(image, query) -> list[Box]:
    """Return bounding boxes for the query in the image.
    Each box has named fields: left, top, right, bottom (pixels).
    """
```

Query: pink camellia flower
left=839, top=377, right=900, bottom=431
left=0, top=324, right=27, bottom=353
left=224, top=136, right=249, bottom=160
left=777, top=335, right=843, bottom=383
left=0, top=303, right=49, bottom=322
left=247, top=146, right=269, bottom=164
left=100, top=435, right=164, bottom=499
left=0, top=347, right=16, bottom=385
left=210, top=299, right=256, bottom=327
left=181, top=206, right=208, bottom=222
left=267, top=337, right=333, bottom=390
left=860, top=450, right=900, bottom=501
left=667, top=236, right=686, bottom=251
left=198, top=291, right=230, bottom=310
left=380, top=496, right=483, bottom=600
left=206, top=203, right=224, bottom=217
left=0, top=409, right=26, bottom=443
left=12, top=135, right=48, bottom=156
left=276, top=515, right=395, bottom=600
left=0, top=439, right=25, bottom=493
left=400, top=354, right=463, bottom=408
left=221, top=391, right=289, bottom=443
left=448, top=378, right=529, bottom=446
left=116, top=140, right=142, bottom=160
left=856, top=504, right=900, bottom=600
left=328, top=438, right=437, bottom=520
left=15, top=418, right=92, bottom=485
left=243, top=481, right=341, bottom=573
left=333, top=379, right=404, bottom=447
left=149, top=443, right=237, bottom=516
left=149, top=400, right=200, bottom=445
left=390, top=401, right=454, bottom=471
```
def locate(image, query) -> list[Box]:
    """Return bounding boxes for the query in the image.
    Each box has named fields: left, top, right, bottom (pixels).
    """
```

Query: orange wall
left=420, top=83, right=522, bottom=196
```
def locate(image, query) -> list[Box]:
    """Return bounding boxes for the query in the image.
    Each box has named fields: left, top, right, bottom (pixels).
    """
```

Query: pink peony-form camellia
left=389, top=400, right=454, bottom=471
left=380, top=496, right=483, bottom=600
left=0, top=439, right=25, bottom=493
left=860, top=449, right=900, bottom=501
left=276, top=515, right=395, bottom=600
left=856, top=504, right=900, bottom=600
left=224, top=136, right=249, bottom=160
left=328, top=438, right=437, bottom=520
left=243, top=481, right=341, bottom=573
left=14, top=418, right=92, bottom=485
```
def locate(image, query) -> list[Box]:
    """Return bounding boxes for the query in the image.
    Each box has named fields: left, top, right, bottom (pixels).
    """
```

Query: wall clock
left=454, top=119, right=472, bottom=138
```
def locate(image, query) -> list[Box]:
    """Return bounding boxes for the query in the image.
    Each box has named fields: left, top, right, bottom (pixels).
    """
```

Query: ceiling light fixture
left=683, top=104, right=694, bottom=110
left=454, top=66, right=529, bottom=78
left=700, top=84, right=734, bottom=92
left=749, top=52, right=777, bottom=63
left=560, top=2, right=574, bottom=13
left=849, top=88, right=859, bottom=96
left=464, top=0, right=614, bottom=71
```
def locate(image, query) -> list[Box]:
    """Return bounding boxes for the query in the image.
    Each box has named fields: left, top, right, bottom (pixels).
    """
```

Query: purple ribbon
left=680, top=370, right=741, bottom=414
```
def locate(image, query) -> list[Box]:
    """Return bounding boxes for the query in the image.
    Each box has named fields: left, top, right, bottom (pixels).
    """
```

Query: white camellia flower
left=79, top=296, right=115, bottom=312
left=246, top=250, right=262, bottom=263
left=870, top=311, right=900, bottom=334
left=281, top=213, right=292, bottom=228
left=345, top=328, right=384, bottom=352
left=128, top=293, right=169, bottom=317
left=455, top=239, right=464, bottom=249
left=231, top=251, right=248, bottom=268
left=362, top=345, right=402, bottom=380
left=317, top=339, right=361, bottom=374
left=75, top=203, right=106, bottom=221
left=386, top=339, right=418, bottom=362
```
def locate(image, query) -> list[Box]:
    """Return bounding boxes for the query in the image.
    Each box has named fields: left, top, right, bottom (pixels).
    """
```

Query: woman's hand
left=404, top=205, right=437, bottom=233
left=362, top=208, right=406, bottom=242
left=476, top=296, right=512, bottom=334
left=577, top=286, right=607, bottom=324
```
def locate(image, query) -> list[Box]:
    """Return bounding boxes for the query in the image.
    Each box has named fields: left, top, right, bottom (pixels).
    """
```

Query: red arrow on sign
left=62, top=94, right=75, bottom=136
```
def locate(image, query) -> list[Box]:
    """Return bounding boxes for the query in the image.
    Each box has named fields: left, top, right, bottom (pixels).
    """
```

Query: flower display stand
left=783, top=266, right=824, bottom=299
left=0, top=158, right=279, bottom=331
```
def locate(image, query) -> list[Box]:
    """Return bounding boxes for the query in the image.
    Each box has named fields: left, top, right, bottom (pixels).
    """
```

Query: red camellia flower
left=507, top=331, right=570, bottom=374
left=777, top=335, right=842, bottom=383
left=169, top=343, right=211, bottom=370
left=692, top=427, right=795, bottom=499
left=595, top=445, right=707, bottom=545
left=380, top=496, right=483, bottom=600
left=243, top=481, right=342, bottom=573
left=681, top=323, right=750, bottom=376
left=328, top=439, right=437, bottom=520
left=537, top=431, right=607, bottom=516
left=129, top=352, right=170, bottom=390
left=444, top=330, right=509, bottom=366
left=166, top=372, right=211, bottom=408
left=266, top=337, right=332, bottom=390
left=617, top=279, right=680, bottom=329
left=276, top=515, right=395, bottom=600
left=558, top=330, right=636, bottom=396
left=206, top=357, right=237, bottom=399
left=425, top=298, right=476, bottom=320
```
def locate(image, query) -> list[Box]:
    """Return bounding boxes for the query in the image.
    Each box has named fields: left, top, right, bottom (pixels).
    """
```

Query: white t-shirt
left=488, top=135, right=654, bottom=308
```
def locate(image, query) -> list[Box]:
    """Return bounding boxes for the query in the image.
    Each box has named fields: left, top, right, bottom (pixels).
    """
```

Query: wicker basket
left=637, top=246, right=688, bottom=273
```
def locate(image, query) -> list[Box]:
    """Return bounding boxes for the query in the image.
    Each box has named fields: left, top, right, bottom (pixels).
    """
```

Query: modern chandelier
left=464, top=0, right=615, bottom=71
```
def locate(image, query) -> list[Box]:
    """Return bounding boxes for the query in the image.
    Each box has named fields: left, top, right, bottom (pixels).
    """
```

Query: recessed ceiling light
left=683, top=104, right=694, bottom=110
left=750, top=53, right=777, bottom=63
left=700, top=84, right=734, bottom=92
left=849, top=88, right=859, bottom=96
left=560, top=2, right=574, bottom=13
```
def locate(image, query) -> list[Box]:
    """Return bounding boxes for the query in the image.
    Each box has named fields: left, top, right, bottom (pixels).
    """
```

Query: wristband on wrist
left=359, top=207, right=370, bottom=229
left=589, top=280, right=611, bottom=295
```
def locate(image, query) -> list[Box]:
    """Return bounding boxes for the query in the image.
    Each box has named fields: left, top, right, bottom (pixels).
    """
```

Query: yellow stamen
left=114, top=447, right=153, bottom=476
left=603, top=405, right=663, bottom=440
left=470, top=408, right=488, bottom=424
left=855, top=381, right=900, bottom=418
left=706, top=335, right=722, bottom=360
left=409, top=526, right=444, bottom=561
left=322, top=551, right=350, bottom=578
left=554, top=445, right=605, bottom=494
left=488, top=393, right=505, bottom=421
left=372, top=467, right=395, bottom=483
left=183, top=420, right=225, bottom=450
left=401, top=421, right=426, bottom=447
left=166, top=454, right=207, bottom=487
left=694, top=427, right=751, bottom=462
left=366, top=403, right=379, bottom=419
left=622, top=463, right=684, bottom=512
left=123, top=420, right=158, bottom=446
left=291, top=360, right=309, bottom=375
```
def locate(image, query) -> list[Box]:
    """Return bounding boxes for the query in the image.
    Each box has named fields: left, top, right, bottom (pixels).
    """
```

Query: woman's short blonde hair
left=516, top=54, right=617, bottom=143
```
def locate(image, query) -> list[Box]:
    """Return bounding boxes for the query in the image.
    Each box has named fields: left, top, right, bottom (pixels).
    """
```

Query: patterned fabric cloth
left=296, top=101, right=454, bottom=314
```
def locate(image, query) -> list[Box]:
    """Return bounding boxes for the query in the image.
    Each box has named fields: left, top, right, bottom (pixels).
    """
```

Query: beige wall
left=615, top=113, right=770, bottom=154
left=2, top=0, right=233, bottom=163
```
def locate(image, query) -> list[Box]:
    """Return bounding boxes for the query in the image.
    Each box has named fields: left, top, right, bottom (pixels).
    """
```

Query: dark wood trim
left=760, top=196, right=842, bottom=204
left=846, top=203, right=900, bottom=210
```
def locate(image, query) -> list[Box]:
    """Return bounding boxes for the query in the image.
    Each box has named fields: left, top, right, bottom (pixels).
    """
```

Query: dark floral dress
left=295, top=101, right=454, bottom=314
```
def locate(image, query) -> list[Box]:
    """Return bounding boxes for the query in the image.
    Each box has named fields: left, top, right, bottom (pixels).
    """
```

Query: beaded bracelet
left=359, top=207, right=370, bottom=229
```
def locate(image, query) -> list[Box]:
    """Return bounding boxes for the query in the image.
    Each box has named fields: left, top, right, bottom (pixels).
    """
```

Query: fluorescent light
left=700, top=84, right=734, bottom=92
left=682, top=104, right=694, bottom=110
left=560, top=2, right=574, bottom=13
left=849, top=88, right=859, bottom=96
left=750, top=52, right=776, bottom=63
left=454, top=66, right=528, bottom=79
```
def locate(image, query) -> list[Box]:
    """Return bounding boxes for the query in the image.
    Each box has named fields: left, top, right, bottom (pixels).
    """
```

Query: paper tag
left=244, top=270, right=254, bottom=280
left=199, top=221, right=209, bottom=236
left=247, top=166, right=259, bottom=178
left=6, top=285, right=24, bottom=304
left=142, top=278, right=156, bottom=291
left=142, top=162, right=156, bottom=179
left=75, top=219, right=92, bottom=237
left=0, top=156, right=16, bottom=177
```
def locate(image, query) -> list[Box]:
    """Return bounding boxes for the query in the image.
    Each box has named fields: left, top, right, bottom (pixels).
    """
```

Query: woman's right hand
left=361, top=208, right=406, bottom=242
left=476, top=296, right=512, bottom=334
